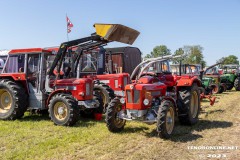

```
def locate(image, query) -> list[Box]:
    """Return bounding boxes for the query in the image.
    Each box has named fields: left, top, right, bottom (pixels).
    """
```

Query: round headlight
left=120, top=98, right=125, bottom=104
left=143, top=99, right=150, bottom=105
left=79, top=92, right=85, bottom=96
left=130, top=85, right=134, bottom=89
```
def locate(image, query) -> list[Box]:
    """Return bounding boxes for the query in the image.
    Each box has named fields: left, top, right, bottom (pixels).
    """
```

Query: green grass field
left=0, top=90, right=240, bottom=160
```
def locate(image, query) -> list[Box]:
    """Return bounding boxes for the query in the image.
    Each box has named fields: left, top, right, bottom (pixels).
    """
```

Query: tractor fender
left=162, top=96, right=177, bottom=108
left=0, top=73, right=27, bottom=81
left=46, top=89, right=70, bottom=106
left=0, top=75, right=29, bottom=94
left=177, top=76, right=201, bottom=87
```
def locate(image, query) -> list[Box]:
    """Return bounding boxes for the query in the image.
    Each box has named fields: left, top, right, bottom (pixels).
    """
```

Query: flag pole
left=66, top=14, right=69, bottom=41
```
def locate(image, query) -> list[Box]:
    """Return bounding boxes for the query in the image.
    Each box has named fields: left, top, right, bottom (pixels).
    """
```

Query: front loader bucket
left=94, top=23, right=140, bottom=45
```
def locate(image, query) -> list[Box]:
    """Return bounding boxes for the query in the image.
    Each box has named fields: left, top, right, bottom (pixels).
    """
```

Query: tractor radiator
left=126, top=89, right=140, bottom=104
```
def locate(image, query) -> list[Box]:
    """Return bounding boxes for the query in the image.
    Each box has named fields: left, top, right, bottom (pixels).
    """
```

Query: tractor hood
left=94, top=23, right=140, bottom=45
left=55, top=78, right=92, bottom=85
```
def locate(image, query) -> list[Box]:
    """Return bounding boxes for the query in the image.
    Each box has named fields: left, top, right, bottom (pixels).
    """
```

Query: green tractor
left=201, top=77, right=214, bottom=92
left=203, top=63, right=227, bottom=94
left=220, top=64, right=240, bottom=91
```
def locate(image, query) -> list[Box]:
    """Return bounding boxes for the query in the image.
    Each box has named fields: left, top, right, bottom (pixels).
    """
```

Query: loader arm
left=48, top=23, right=140, bottom=76
left=48, top=35, right=102, bottom=76
left=204, top=62, right=222, bottom=75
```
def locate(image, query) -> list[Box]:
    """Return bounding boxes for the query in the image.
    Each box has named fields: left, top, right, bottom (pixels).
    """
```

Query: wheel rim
left=114, top=103, right=125, bottom=128
left=0, top=89, right=12, bottom=114
left=98, top=91, right=107, bottom=105
left=190, top=91, right=198, bottom=118
left=213, top=86, right=218, bottom=93
left=53, top=102, right=68, bottom=121
left=166, top=106, right=174, bottom=134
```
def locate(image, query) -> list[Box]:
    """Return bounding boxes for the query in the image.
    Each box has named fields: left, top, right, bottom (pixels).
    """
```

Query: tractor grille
left=126, top=89, right=140, bottom=103
left=86, top=83, right=91, bottom=96
left=126, top=90, right=132, bottom=103
left=134, top=90, right=140, bottom=103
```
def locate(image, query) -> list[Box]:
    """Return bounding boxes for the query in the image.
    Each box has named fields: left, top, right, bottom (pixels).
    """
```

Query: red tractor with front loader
left=48, top=24, right=140, bottom=113
left=0, top=23, right=139, bottom=125
left=105, top=55, right=201, bottom=139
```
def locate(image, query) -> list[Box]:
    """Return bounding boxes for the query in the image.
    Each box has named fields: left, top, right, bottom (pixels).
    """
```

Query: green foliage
left=216, top=55, right=239, bottom=65
left=144, top=54, right=152, bottom=59
left=172, top=48, right=184, bottom=64
left=172, top=45, right=206, bottom=68
left=144, top=45, right=171, bottom=58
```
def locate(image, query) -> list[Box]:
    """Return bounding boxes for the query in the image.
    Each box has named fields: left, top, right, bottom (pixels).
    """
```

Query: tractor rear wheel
left=48, top=93, right=79, bottom=126
left=234, top=78, right=240, bottom=91
left=211, top=83, right=219, bottom=94
left=105, top=97, right=126, bottom=132
left=94, top=82, right=115, bottom=113
left=177, top=84, right=200, bottom=125
left=0, top=79, right=27, bottom=120
left=156, top=100, right=175, bottom=139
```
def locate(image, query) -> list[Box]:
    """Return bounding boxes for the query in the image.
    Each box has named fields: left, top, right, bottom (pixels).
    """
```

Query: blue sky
left=0, top=0, right=239, bottom=65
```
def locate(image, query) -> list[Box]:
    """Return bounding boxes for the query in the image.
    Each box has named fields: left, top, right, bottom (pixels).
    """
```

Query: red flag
left=66, top=16, right=73, bottom=33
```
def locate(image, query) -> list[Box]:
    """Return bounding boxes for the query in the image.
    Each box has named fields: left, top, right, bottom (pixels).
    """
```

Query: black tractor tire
left=222, top=83, right=227, bottom=92
left=234, top=78, right=240, bottom=91
left=226, top=85, right=234, bottom=90
left=0, top=79, right=28, bottom=120
left=94, top=82, right=115, bottom=113
left=219, top=85, right=224, bottom=93
left=105, top=97, right=126, bottom=132
left=48, top=93, right=79, bottom=126
left=211, top=83, right=219, bottom=94
left=156, top=100, right=175, bottom=139
left=177, top=84, right=200, bottom=125
left=80, top=94, right=103, bottom=118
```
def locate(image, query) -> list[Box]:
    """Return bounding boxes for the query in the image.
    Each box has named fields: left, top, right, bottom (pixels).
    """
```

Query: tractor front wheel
left=0, top=79, right=27, bottom=120
left=105, top=97, right=126, bottom=132
left=48, top=93, right=79, bottom=126
left=178, top=84, right=200, bottom=125
left=156, top=100, right=175, bottom=139
left=234, top=78, right=240, bottom=91
left=211, top=83, right=219, bottom=94
left=219, top=85, right=224, bottom=93
left=221, top=83, right=227, bottom=92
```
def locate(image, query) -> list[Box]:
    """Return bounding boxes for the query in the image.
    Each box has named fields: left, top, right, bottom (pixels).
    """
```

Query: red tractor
left=171, top=63, right=216, bottom=106
left=0, top=48, right=100, bottom=126
left=105, top=55, right=201, bottom=138
left=0, top=23, right=139, bottom=125
left=48, top=24, right=140, bottom=113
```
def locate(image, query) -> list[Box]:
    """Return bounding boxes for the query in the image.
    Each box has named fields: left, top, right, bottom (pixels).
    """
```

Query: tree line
left=144, top=45, right=239, bottom=67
